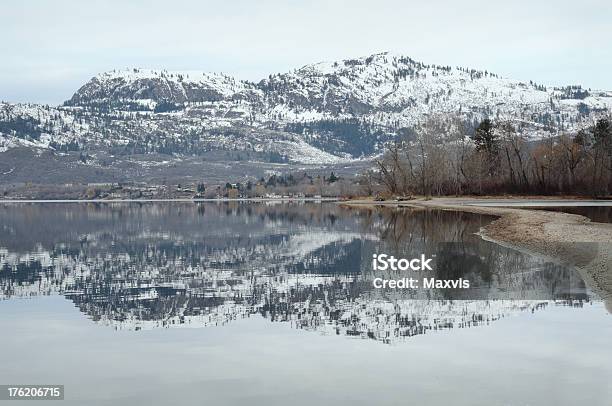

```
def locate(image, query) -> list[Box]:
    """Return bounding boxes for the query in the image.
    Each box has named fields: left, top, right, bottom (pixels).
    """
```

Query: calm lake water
left=0, top=202, right=610, bottom=406
left=534, top=206, right=612, bottom=223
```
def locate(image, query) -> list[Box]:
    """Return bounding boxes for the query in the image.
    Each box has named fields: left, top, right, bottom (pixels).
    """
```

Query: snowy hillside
left=2, top=52, right=611, bottom=168
left=67, top=68, right=261, bottom=107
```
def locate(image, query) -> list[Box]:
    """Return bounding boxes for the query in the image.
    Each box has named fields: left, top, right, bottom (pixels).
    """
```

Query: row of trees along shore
left=368, top=116, right=612, bottom=197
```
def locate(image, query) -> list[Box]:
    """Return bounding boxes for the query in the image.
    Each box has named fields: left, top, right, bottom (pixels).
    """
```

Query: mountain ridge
left=1, top=51, right=611, bottom=183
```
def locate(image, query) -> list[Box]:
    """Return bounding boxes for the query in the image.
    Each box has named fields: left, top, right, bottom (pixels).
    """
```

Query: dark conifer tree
left=474, top=119, right=498, bottom=156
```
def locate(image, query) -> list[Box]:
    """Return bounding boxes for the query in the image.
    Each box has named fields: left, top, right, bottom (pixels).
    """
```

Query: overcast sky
left=2, top=0, right=611, bottom=105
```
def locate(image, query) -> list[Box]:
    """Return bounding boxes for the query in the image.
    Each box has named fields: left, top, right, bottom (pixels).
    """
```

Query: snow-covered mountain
left=1, top=52, right=611, bottom=179
left=67, top=69, right=260, bottom=107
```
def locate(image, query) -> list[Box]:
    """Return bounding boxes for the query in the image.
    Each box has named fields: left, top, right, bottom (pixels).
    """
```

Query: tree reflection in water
left=0, top=202, right=594, bottom=343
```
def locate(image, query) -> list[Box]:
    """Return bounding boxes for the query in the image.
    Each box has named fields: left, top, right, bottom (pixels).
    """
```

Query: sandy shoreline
left=342, top=198, right=612, bottom=313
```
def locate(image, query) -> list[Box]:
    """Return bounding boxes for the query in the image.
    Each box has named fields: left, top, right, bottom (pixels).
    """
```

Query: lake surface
left=533, top=206, right=612, bottom=223
left=0, top=202, right=610, bottom=405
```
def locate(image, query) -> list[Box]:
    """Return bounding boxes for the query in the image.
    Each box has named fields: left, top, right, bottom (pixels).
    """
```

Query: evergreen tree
left=474, top=119, right=500, bottom=177
left=474, top=119, right=498, bottom=156
left=594, top=118, right=611, bottom=144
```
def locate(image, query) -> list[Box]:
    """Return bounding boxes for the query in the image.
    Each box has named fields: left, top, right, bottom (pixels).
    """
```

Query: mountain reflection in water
left=0, top=202, right=593, bottom=343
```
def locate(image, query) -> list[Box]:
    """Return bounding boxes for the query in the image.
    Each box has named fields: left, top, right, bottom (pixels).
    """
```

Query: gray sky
left=2, top=0, right=611, bottom=105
